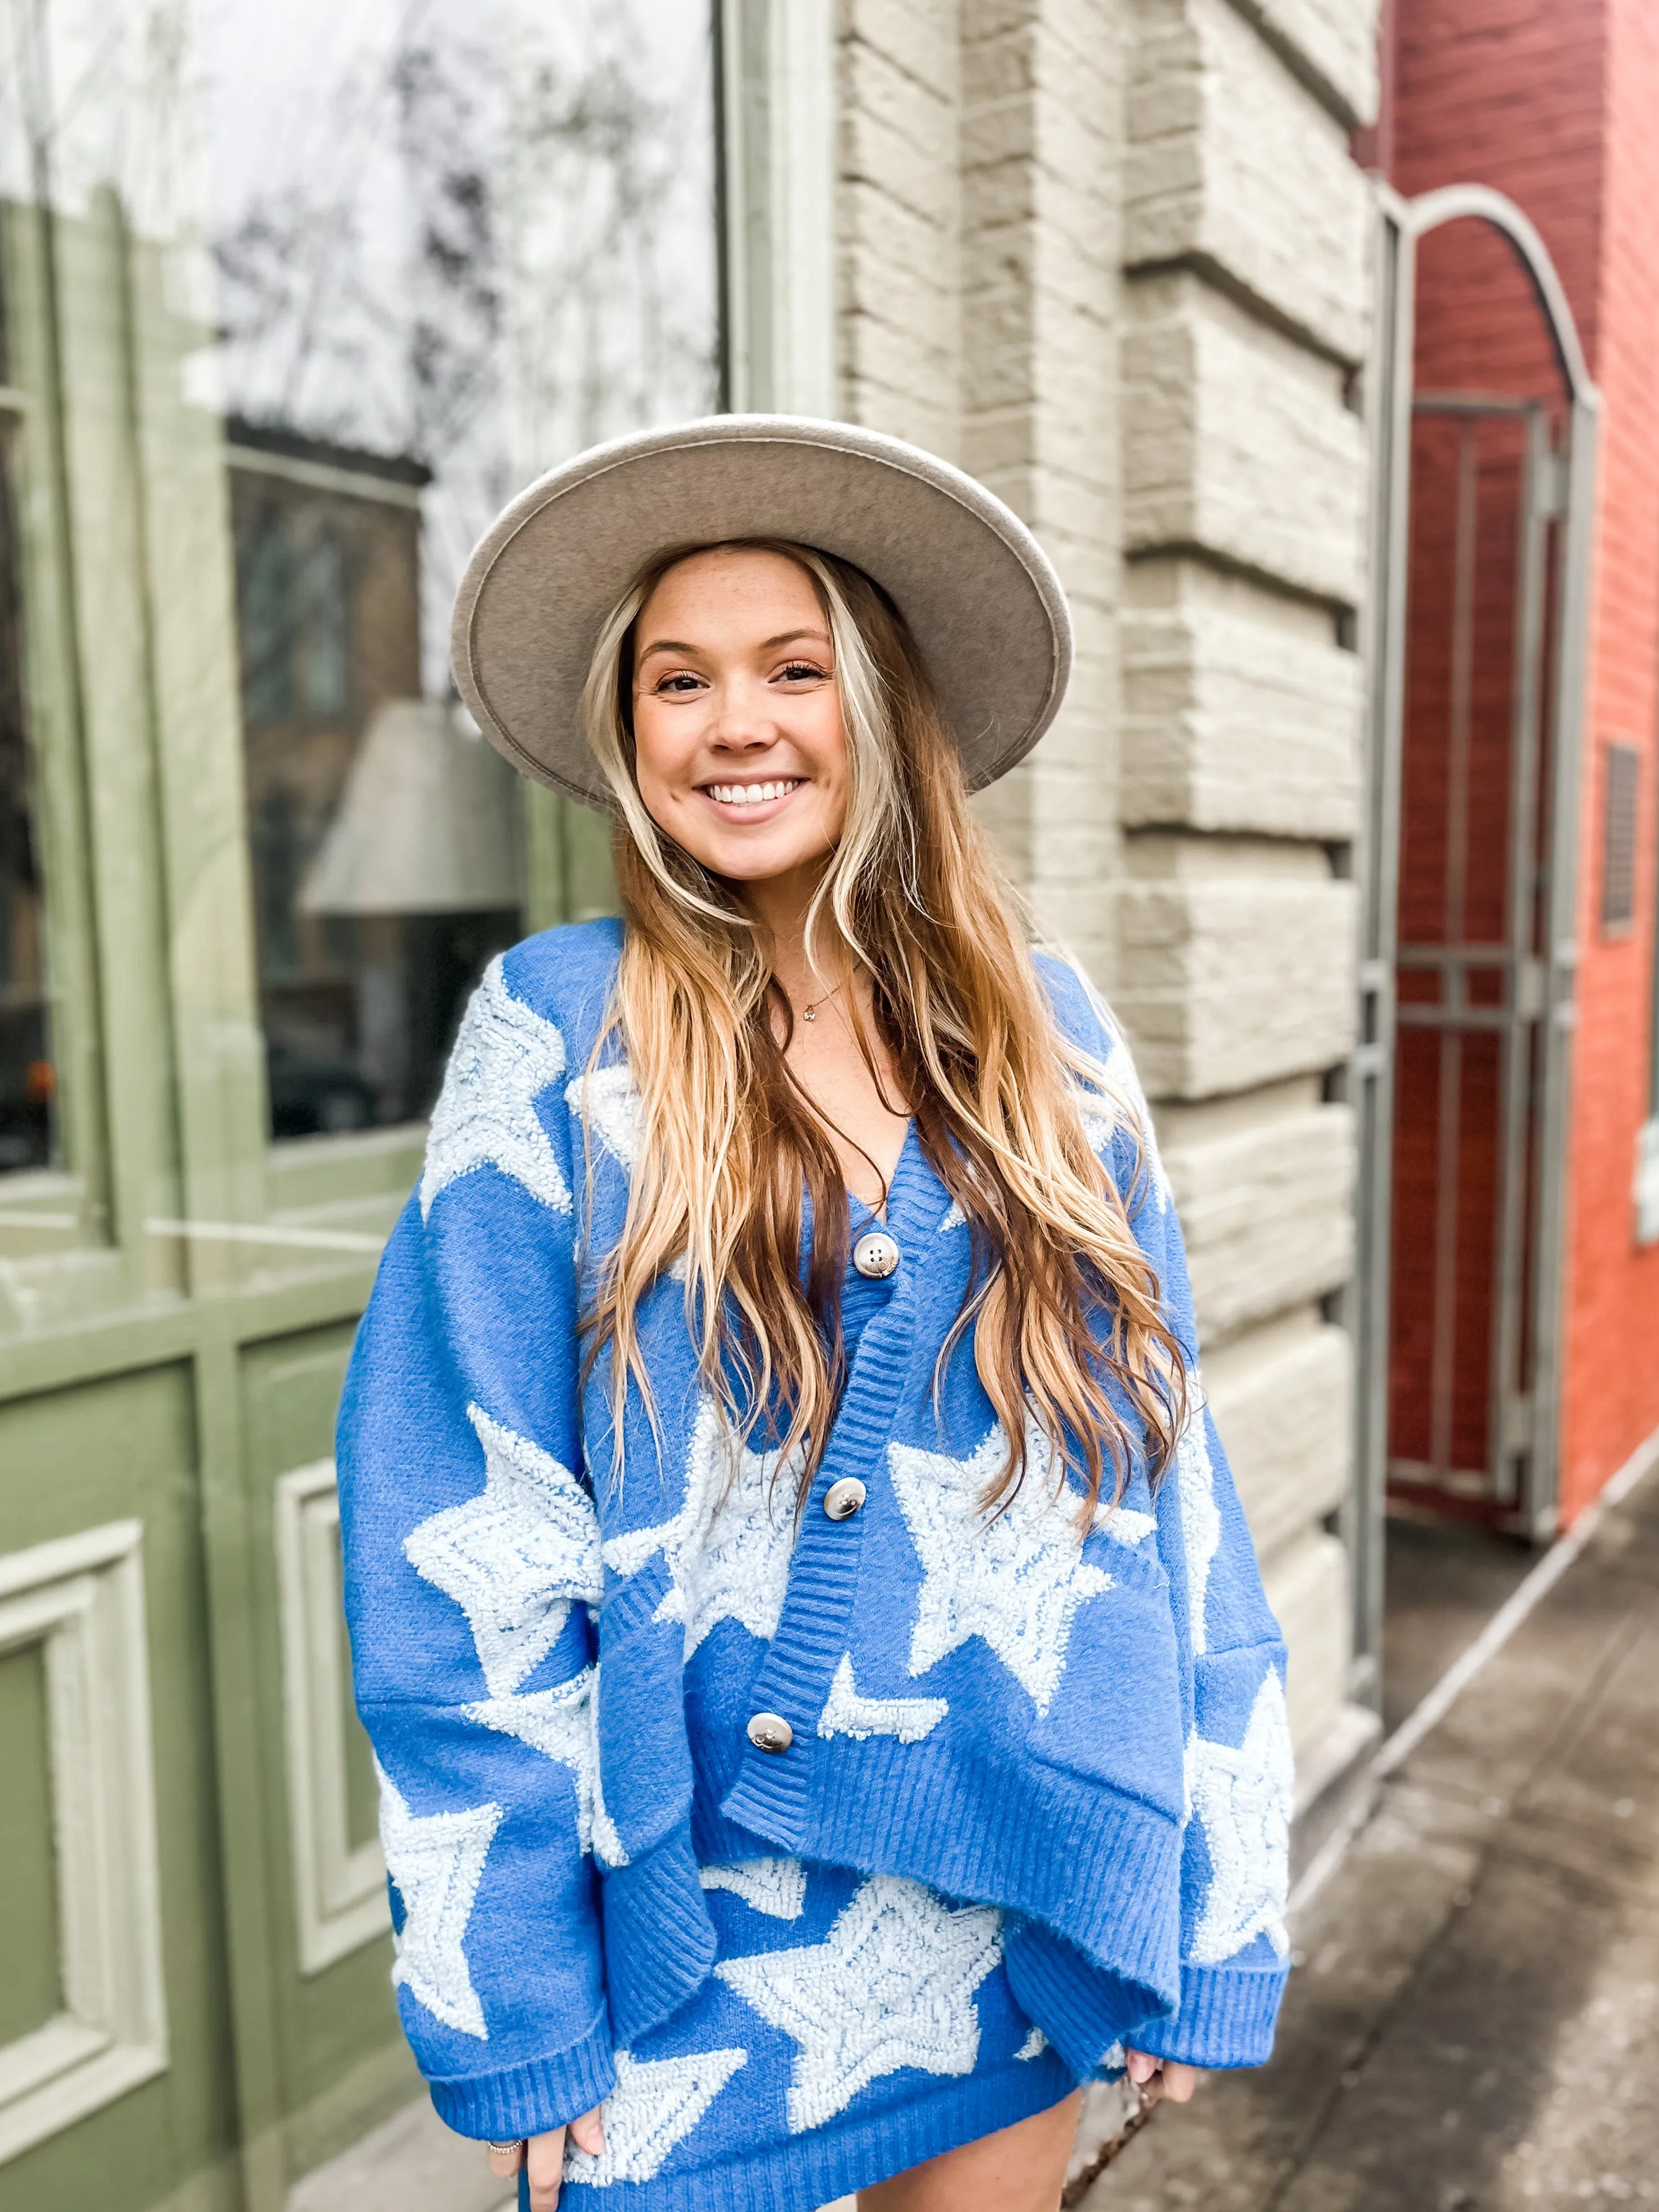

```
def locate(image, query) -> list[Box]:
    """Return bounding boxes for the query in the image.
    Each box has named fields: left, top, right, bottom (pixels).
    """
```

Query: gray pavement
left=1081, top=1464, right=1659, bottom=2212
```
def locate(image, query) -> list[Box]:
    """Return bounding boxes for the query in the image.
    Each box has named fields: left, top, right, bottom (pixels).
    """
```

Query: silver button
left=824, top=1477, right=866, bottom=1521
left=852, top=1228, right=900, bottom=1280
left=746, top=1711, right=794, bottom=1755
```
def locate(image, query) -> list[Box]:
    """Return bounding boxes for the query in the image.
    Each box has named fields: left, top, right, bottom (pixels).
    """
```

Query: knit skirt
left=531, top=1856, right=1078, bottom=2212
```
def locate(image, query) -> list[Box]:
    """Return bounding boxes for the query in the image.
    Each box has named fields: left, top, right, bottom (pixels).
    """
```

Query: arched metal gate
left=1346, top=186, right=1601, bottom=1693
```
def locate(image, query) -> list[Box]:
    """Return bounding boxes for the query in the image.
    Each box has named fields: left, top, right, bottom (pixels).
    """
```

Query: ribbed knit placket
left=719, top=1141, right=938, bottom=1849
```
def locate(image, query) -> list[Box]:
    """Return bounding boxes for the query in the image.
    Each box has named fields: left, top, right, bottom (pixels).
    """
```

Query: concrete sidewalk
left=1081, top=1459, right=1659, bottom=2212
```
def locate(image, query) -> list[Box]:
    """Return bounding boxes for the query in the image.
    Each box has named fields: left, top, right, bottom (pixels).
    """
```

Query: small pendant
left=802, top=1006, right=817, bottom=1022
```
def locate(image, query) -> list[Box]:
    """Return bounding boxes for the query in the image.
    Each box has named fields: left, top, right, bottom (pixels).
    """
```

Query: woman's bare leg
left=857, top=2090, right=1082, bottom=2212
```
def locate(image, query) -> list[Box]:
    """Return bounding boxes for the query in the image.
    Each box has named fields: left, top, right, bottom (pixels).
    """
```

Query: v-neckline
left=848, top=1115, right=919, bottom=1225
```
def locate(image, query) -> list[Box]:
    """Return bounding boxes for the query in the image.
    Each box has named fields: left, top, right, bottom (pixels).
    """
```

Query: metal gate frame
left=1346, top=184, right=1601, bottom=1697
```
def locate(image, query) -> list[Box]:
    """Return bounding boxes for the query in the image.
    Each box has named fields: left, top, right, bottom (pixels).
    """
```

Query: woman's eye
left=656, top=673, right=703, bottom=694
left=779, top=662, right=829, bottom=683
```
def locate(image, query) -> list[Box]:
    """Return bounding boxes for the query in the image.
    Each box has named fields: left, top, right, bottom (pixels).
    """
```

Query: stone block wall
left=832, top=0, right=1379, bottom=1787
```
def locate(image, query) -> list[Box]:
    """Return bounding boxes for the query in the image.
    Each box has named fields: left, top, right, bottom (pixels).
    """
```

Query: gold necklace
left=798, top=976, right=848, bottom=1023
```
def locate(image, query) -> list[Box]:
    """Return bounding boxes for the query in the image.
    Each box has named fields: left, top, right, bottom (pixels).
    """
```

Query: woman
left=338, top=416, right=1293, bottom=2212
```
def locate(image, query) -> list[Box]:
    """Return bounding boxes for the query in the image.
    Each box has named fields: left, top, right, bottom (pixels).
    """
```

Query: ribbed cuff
left=600, top=1823, right=718, bottom=2045
left=426, top=2009, right=615, bottom=2138
left=1003, top=1920, right=1160, bottom=2081
left=1128, top=1961, right=1288, bottom=2069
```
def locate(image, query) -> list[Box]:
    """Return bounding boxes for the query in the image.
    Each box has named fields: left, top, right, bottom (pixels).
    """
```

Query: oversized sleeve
left=335, top=955, right=615, bottom=2138
left=1048, top=956, right=1295, bottom=2069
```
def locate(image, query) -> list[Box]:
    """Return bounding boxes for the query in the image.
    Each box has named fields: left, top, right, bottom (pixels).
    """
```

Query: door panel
left=0, top=1369, right=238, bottom=2212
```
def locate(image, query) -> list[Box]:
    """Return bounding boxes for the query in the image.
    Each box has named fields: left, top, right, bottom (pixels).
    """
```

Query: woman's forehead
left=639, top=544, right=828, bottom=633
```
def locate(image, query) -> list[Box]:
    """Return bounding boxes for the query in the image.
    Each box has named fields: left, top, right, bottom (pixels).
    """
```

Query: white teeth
left=709, top=780, right=798, bottom=806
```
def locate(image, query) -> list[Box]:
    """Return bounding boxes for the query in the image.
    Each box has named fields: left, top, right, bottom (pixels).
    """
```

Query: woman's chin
left=683, top=824, right=840, bottom=887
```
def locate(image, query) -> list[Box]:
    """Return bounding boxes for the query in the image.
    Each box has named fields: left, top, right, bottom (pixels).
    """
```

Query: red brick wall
left=1388, top=0, right=1604, bottom=362
left=1383, top=0, right=1659, bottom=1524
left=1558, top=0, right=1659, bottom=1519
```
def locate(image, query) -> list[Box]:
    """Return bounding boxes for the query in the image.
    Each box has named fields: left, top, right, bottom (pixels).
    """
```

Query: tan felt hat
left=450, top=413, right=1072, bottom=812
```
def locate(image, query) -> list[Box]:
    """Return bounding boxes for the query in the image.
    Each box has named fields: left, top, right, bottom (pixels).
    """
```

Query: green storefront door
left=0, top=5, right=717, bottom=2205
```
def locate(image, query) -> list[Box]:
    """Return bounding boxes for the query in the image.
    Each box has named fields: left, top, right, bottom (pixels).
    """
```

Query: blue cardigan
left=336, top=920, right=1293, bottom=2147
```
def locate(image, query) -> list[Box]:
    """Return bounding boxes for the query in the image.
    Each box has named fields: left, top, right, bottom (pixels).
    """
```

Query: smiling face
left=629, top=545, right=849, bottom=891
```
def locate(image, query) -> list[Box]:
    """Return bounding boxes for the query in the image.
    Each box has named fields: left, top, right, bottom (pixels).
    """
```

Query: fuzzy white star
left=699, top=1857, right=807, bottom=1920
left=404, top=1405, right=601, bottom=1697
left=716, top=1873, right=1003, bottom=2133
left=888, top=1418, right=1112, bottom=1715
left=565, top=1063, right=645, bottom=1174
left=377, top=1763, right=502, bottom=2040
left=817, top=1654, right=948, bottom=1744
left=420, top=956, right=570, bottom=1220
left=462, top=1665, right=624, bottom=1864
left=1094, top=1502, right=1159, bottom=1548
left=1175, top=1411, right=1221, bottom=1658
left=1188, top=1669, right=1295, bottom=1965
left=601, top=1397, right=799, bottom=1658
left=562, top=2048, right=749, bottom=2184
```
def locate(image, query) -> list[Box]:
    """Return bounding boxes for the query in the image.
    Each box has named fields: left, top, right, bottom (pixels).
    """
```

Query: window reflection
left=0, top=293, right=53, bottom=1175
left=199, top=0, right=719, bottom=1138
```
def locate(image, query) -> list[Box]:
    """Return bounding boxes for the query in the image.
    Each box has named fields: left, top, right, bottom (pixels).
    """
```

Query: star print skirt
left=529, top=1858, right=1077, bottom=2212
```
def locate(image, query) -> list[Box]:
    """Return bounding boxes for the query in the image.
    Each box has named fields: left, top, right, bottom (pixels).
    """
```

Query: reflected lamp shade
left=301, top=698, right=526, bottom=915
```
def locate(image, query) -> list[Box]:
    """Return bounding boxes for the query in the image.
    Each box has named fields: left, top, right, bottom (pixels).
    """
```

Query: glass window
left=197, top=0, right=720, bottom=1138
left=0, top=279, right=55, bottom=1176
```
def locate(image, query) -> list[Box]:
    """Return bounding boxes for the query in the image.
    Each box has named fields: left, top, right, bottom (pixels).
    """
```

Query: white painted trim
left=146, top=1217, right=385, bottom=1255
left=719, top=0, right=837, bottom=415
left=223, top=441, right=425, bottom=511
left=0, top=1519, right=169, bottom=2165
left=1634, top=1117, right=1659, bottom=1247
left=275, top=1462, right=390, bottom=1976
left=1289, top=1421, right=1659, bottom=1918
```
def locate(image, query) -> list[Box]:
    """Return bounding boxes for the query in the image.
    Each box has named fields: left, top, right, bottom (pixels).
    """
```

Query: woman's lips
left=698, top=777, right=805, bottom=824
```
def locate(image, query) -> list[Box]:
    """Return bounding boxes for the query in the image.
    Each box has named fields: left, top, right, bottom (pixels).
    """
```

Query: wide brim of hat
left=450, top=414, right=1072, bottom=811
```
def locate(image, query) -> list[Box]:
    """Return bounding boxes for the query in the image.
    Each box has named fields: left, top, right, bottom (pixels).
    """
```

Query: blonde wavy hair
left=577, top=538, right=1185, bottom=1517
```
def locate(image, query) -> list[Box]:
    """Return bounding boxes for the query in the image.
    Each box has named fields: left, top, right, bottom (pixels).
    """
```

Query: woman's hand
left=485, top=2109, right=605, bottom=2210
left=1125, top=2049, right=1201, bottom=2104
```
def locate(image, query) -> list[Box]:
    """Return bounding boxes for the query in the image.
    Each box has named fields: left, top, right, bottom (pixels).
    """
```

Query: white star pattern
left=462, top=1666, right=624, bottom=1863
left=565, top=1063, right=644, bottom=1174
left=716, top=1874, right=1004, bottom=2133
left=420, top=956, right=570, bottom=1220
left=1015, top=2025, right=1048, bottom=2060
left=562, top=2048, right=749, bottom=2184
left=404, top=1405, right=601, bottom=1697
left=601, top=1397, right=799, bottom=1658
left=888, top=1419, right=1113, bottom=1715
left=1175, top=1411, right=1222, bottom=1658
left=938, top=1198, right=966, bottom=1234
left=1188, top=1669, right=1295, bottom=1966
left=699, top=1858, right=807, bottom=1920
left=817, top=1653, right=948, bottom=1744
left=1094, top=1503, right=1158, bottom=1548
left=377, top=1763, right=502, bottom=2039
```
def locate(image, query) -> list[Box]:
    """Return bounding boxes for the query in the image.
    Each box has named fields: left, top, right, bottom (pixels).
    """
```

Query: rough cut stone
left=1116, top=837, right=1357, bottom=1097
left=1122, top=558, right=1360, bottom=837
left=1205, top=1313, right=1354, bottom=1566
left=1159, top=1087, right=1356, bottom=1343
left=1245, top=0, right=1381, bottom=132
left=1128, top=0, right=1372, bottom=363
left=1123, top=270, right=1368, bottom=608
left=1264, top=1529, right=1352, bottom=1755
